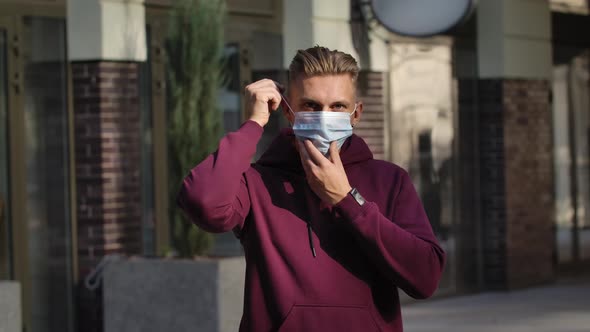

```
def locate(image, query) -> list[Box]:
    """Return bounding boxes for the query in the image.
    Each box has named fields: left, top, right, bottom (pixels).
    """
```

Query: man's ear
left=351, top=101, right=363, bottom=127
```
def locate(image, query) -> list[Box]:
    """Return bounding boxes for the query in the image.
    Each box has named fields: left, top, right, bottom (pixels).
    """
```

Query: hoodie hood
left=256, top=127, right=373, bottom=172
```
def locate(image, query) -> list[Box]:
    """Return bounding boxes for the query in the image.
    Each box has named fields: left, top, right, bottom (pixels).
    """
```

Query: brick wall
left=354, top=71, right=386, bottom=160
left=474, top=79, right=555, bottom=289
left=478, top=79, right=508, bottom=289
left=72, top=62, right=142, bottom=277
left=503, top=80, right=554, bottom=288
left=456, top=78, right=485, bottom=292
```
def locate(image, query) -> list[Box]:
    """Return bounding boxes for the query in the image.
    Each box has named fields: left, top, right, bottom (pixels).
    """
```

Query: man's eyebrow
left=300, top=97, right=320, bottom=104
left=299, top=97, right=351, bottom=105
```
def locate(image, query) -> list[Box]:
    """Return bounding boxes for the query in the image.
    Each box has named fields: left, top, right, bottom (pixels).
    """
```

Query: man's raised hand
left=245, top=79, right=284, bottom=128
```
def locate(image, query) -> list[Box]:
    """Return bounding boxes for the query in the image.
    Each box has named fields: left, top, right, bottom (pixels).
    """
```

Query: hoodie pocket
left=277, top=304, right=380, bottom=332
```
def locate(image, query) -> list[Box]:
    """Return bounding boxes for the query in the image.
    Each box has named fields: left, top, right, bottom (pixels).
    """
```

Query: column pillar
left=68, top=0, right=147, bottom=277
left=476, top=0, right=555, bottom=289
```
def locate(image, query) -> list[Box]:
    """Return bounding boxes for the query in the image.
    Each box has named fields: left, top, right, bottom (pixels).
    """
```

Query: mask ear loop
left=350, top=103, right=358, bottom=127
left=280, top=92, right=295, bottom=126
left=350, top=103, right=358, bottom=116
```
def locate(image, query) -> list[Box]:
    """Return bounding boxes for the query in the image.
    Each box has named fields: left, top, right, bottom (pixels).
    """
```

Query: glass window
left=139, top=26, right=155, bottom=256
left=219, top=43, right=242, bottom=133
left=452, top=30, right=481, bottom=291
left=0, top=27, right=11, bottom=280
left=251, top=31, right=288, bottom=161
left=23, top=16, right=73, bottom=332
left=389, top=39, right=457, bottom=291
left=553, top=44, right=590, bottom=263
left=210, top=43, right=244, bottom=256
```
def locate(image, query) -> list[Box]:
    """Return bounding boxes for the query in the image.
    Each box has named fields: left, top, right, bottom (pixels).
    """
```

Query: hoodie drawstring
left=307, top=222, right=317, bottom=258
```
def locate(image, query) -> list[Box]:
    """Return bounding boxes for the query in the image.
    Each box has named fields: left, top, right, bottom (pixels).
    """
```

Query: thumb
left=329, top=141, right=342, bottom=165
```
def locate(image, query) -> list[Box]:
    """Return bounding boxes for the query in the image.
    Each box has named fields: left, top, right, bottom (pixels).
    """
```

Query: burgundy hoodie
left=177, top=120, right=446, bottom=332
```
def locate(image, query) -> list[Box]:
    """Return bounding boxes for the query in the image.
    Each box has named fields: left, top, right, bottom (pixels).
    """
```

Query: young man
left=177, top=46, right=445, bottom=331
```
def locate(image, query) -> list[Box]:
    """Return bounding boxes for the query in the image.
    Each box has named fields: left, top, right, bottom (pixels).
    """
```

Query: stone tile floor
left=403, top=277, right=590, bottom=332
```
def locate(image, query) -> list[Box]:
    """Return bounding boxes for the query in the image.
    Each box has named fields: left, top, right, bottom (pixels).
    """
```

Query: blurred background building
left=0, top=0, right=588, bottom=331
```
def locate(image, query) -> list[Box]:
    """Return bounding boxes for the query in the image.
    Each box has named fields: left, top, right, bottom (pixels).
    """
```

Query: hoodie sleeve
left=334, top=170, right=446, bottom=299
left=176, top=120, right=263, bottom=234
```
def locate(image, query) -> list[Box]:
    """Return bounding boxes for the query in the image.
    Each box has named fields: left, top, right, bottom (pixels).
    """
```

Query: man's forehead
left=288, top=74, right=357, bottom=99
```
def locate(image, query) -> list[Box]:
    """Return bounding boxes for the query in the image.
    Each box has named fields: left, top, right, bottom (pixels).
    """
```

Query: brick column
left=478, top=79, right=508, bottom=289
left=354, top=71, right=386, bottom=160
left=476, top=79, right=554, bottom=289
left=503, top=80, right=554, bottom=288
left=72, top=62, right=142, bottom=277
left=473, top=0, right=554, bottom=290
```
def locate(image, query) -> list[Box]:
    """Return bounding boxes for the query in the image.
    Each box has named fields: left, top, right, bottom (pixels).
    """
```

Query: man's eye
left=303, top=102, right=317, bottom=110
left=333, top=104, right=346, bottom=111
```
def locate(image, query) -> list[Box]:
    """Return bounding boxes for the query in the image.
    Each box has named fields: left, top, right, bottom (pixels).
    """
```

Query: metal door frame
left=0, top=8, right=76, bottom=331
left=0, top=14, right=30, bottom=330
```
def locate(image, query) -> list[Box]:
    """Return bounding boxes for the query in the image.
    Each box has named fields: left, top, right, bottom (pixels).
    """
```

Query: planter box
left=0, top=281, right=21, bottom=332
left=102, top=257, right=245, bottom=332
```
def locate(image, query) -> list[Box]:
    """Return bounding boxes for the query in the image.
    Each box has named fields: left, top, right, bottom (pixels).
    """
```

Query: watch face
left=371, top=0, right=476, bottom=37
left=350, top=188, right=366, bottom=206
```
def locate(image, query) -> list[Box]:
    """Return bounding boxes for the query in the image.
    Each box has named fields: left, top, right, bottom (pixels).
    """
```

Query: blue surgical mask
left=282, top=95, right=357, bottom=155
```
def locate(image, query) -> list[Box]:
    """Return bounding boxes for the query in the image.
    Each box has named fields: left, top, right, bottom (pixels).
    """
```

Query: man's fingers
left=296, top=140, right=308, bottom=160
left=251, top=87, right=282, bottom=111
left=298, top=141, right=317, bottom=166
left=266, top=88, right=282, bottom=111
left=244, top=78, right=285, bottom=127
left=246, top=79, right=283, bottom=95
left=303, top=140, right=328, bottom=166
left=297, top=140, right=316, bottom=174
left=328, top=141, right=342, bottom=166
left=246, top=78, right=276, bottom=89
left=246, top=78, right=280, bottom=93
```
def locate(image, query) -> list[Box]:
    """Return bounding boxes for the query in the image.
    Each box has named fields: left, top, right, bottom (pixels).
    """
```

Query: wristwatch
left=349, top=188, right=366, bottom=206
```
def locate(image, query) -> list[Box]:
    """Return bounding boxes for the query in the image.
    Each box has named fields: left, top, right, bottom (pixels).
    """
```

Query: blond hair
left=288, top=46, right=359, bottom=83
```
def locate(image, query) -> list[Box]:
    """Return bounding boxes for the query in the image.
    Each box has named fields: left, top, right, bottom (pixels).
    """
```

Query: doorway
left=552, top=12, right=590, bottom=270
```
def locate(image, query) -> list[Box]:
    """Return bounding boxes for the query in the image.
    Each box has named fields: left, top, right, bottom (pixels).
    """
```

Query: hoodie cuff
left=241, top=119, right=265, bottom=137
left=334, top=192, right=367, bottom=223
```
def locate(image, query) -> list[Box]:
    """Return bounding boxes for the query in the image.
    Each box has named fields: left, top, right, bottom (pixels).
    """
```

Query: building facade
left=0, top=0, right=588, bottom=331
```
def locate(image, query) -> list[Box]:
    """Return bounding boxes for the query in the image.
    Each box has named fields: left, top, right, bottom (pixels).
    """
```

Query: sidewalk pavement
left=402, top=277, right=590, bottom=332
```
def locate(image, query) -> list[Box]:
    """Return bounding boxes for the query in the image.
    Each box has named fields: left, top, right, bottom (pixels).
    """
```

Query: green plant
left=166, top=0, right=226, bottom=257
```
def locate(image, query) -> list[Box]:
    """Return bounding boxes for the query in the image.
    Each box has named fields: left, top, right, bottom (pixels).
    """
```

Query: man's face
left=284, top=74, right=363, bottom=127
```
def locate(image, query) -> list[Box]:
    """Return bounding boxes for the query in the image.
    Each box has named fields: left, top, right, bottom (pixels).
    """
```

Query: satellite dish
left=370, top=0, right=476, bottom=37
